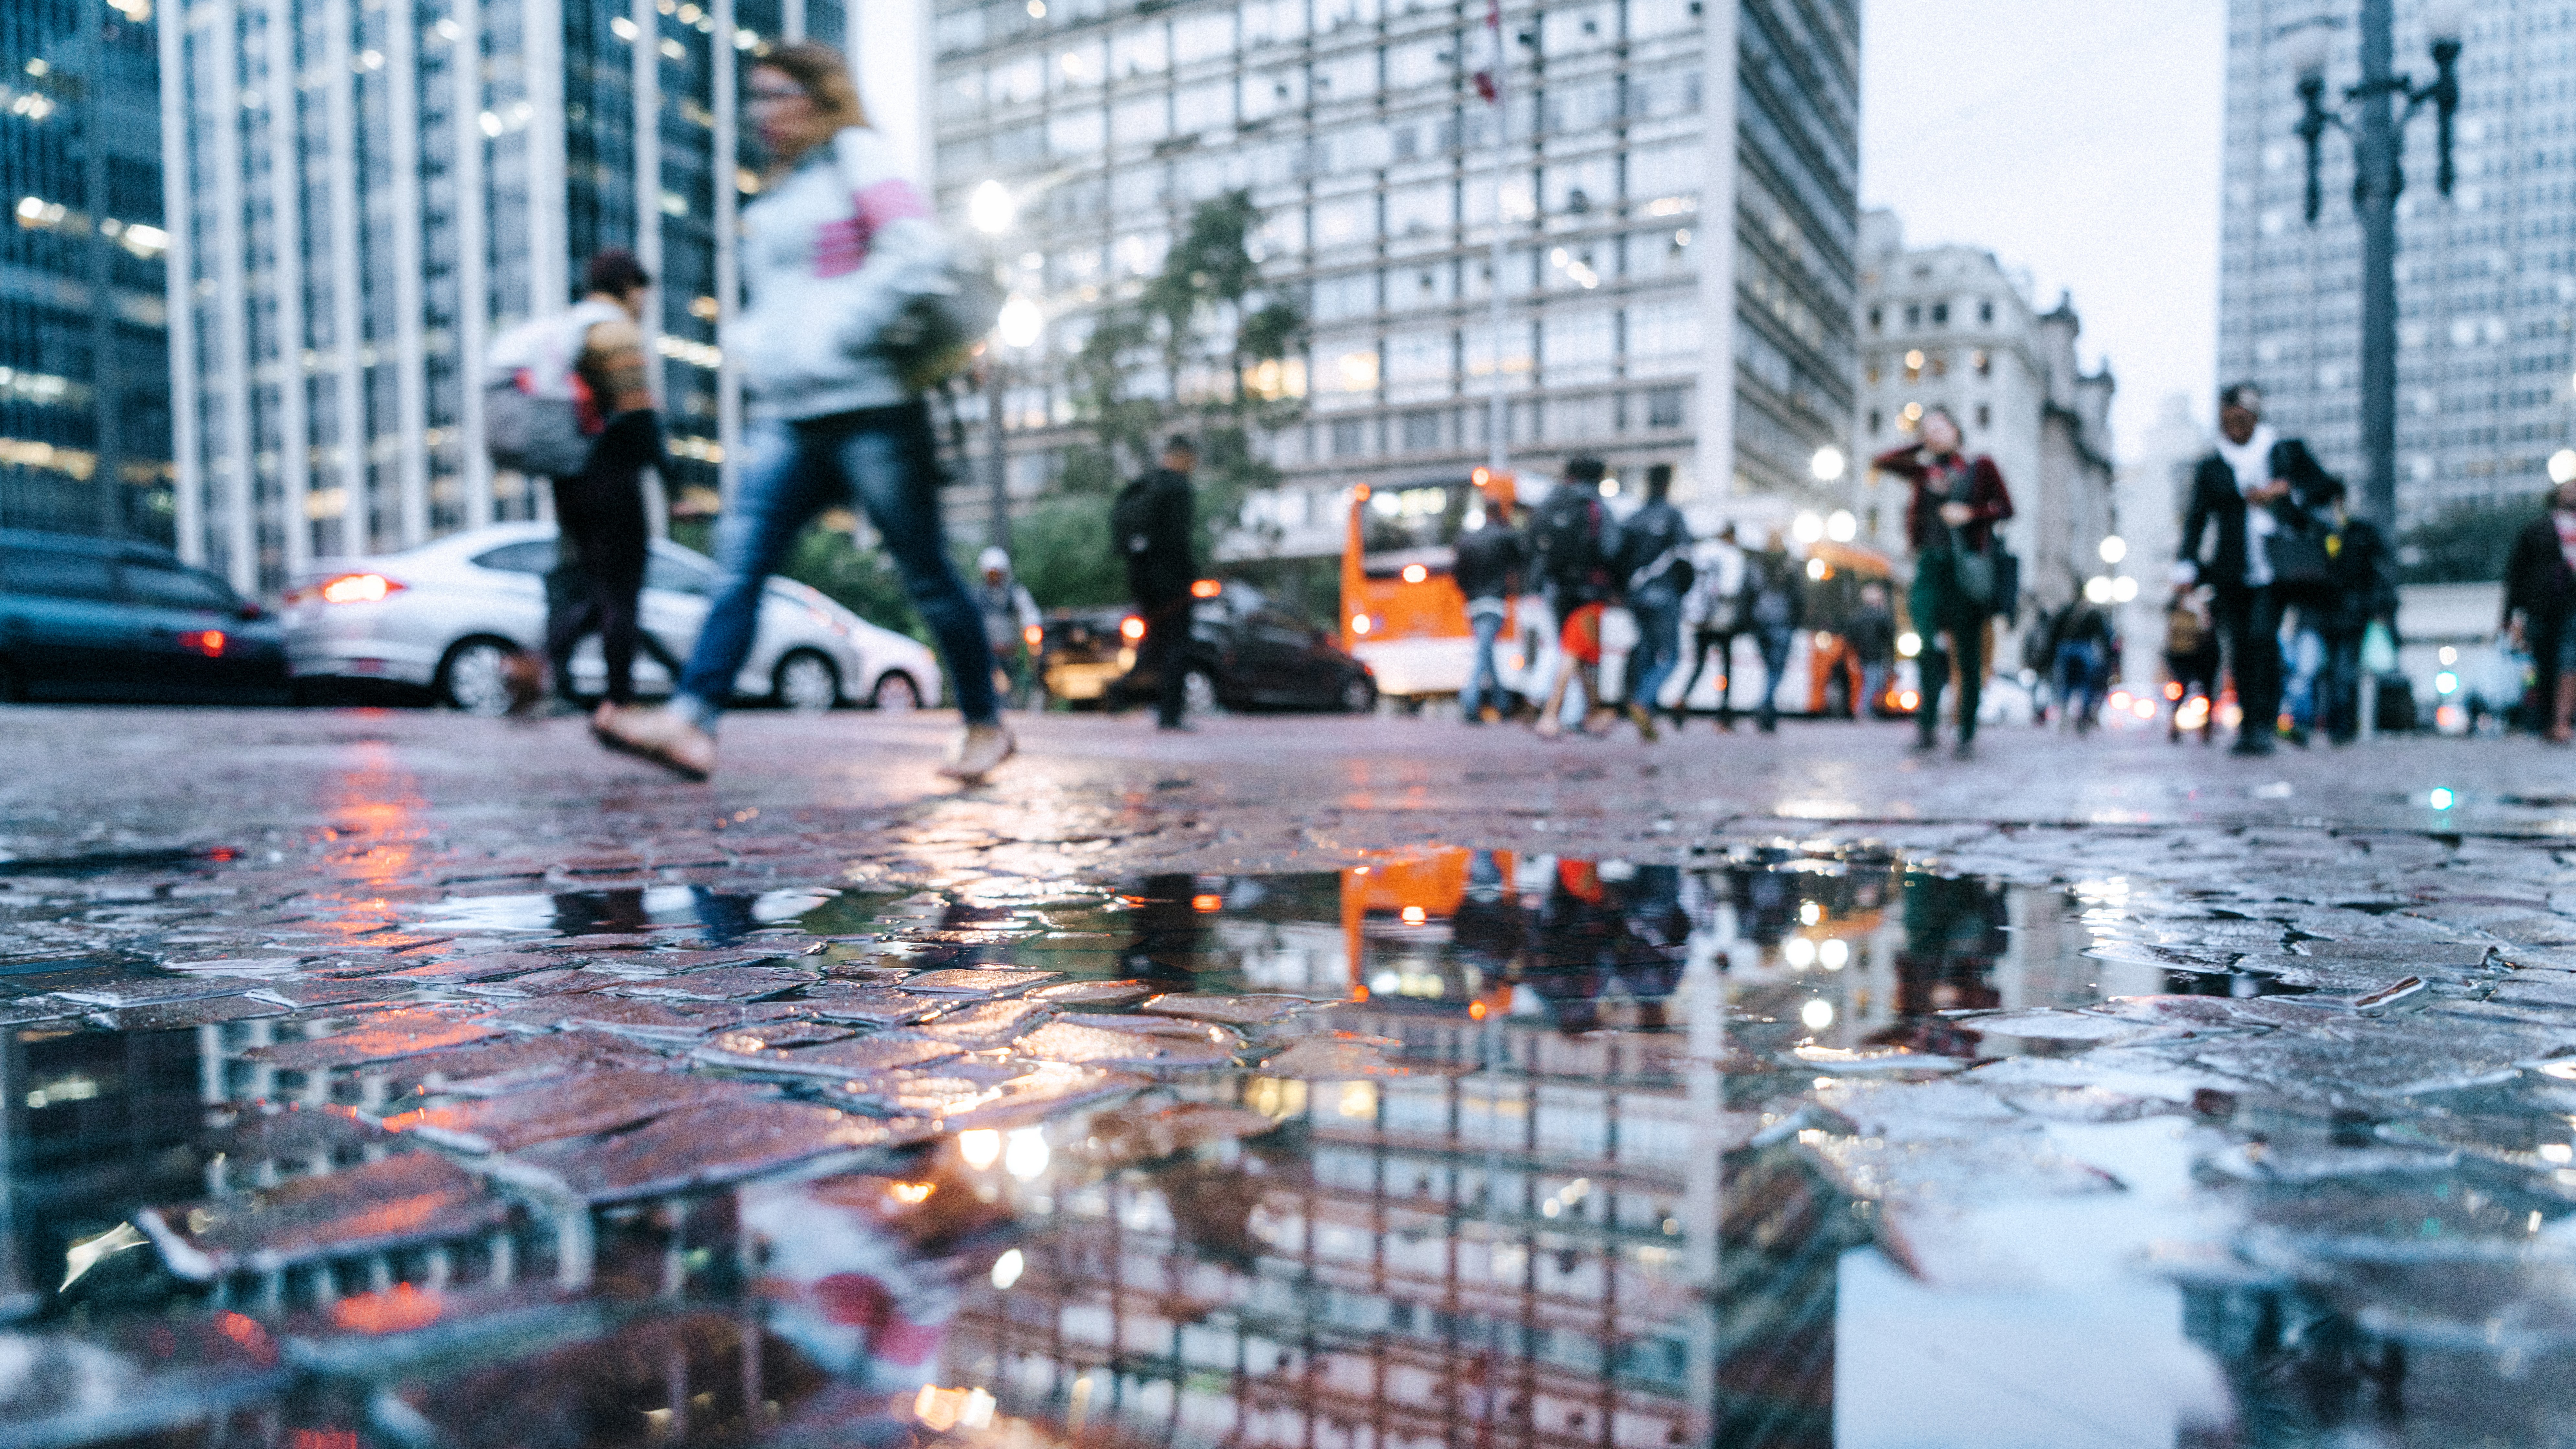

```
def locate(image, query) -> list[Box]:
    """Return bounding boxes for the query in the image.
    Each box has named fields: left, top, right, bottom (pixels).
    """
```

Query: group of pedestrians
left=485, top=42, right=1014, bottom=785
left=1455, top=458, right=1840, bottom=741
left=2178, top=384, right=2397, bottom=754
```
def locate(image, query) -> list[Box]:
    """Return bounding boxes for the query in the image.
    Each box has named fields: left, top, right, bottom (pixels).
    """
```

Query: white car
left=282, top=523, right=942, bottom=715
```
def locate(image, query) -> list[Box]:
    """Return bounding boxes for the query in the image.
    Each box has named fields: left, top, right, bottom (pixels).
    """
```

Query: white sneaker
left=938, top=723, right=1016, bottom=782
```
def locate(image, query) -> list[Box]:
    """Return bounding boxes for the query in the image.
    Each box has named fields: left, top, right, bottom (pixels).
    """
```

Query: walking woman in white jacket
left=599, top=42, right=1011, bottom=782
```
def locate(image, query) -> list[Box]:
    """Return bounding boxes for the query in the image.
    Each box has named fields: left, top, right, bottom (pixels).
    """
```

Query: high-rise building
left=2219, top=0, right=2568, bottom=530
left=929, top=0, right=1858, bottom=556
left=1, top=0, right=174, bottom=542
left=1850, top=209, right=2116, bottom=619
left=155, top=0, right=866, bottom=591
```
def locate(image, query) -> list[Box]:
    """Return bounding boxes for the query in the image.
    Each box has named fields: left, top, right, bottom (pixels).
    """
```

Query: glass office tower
left=158, top=0, right=829, bottom=590
left=0, top=0, right=174, bottom=543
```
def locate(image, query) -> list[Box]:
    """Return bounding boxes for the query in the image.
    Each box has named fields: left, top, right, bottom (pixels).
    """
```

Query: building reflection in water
left=8, top=845, right=2492, bottom=1447
left=938, top=849, right=2037, bottom=1449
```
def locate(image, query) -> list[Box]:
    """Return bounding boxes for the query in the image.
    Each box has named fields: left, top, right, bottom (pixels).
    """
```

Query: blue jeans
left=1625, top=585, right=1684, bottom=713
left=674, top=403, right=998, bottom=728
left=1461, top=606, right=1508, bottom=717
left=2284, top=624, right=2326, bottom=731
left=2053, top=641, right=2105, bottom=726
left=1754, top=625, right=1794, bottom=729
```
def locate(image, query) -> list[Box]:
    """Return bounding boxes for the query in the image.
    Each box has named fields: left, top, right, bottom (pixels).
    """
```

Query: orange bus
left=1339, top=470, right=1551, bottom=707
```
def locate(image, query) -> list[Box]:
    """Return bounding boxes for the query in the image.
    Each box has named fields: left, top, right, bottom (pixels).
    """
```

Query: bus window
left=1362, top=482, right=1472, bottom=557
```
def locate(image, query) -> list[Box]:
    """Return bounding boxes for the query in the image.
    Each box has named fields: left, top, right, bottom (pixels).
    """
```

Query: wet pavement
left=7, top=705, right=2576, bottom=1447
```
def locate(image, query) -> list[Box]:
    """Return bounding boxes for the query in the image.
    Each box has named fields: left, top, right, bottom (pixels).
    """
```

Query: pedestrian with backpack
left=1874, top=406, right=2015, bottom=758
left=1609, top=464, right=1691, bottom=741
left=1530, top=458, right=1617, bottom=738
left=1741, top=529, right=1806, bottom=734
left=1113, top=436, right=1200, bottom=731
left=595, top=42, right=1010, bottom=782
left=484, top=248, right=670, bottom=727
left=1675, top=523, right=1748, bottom=728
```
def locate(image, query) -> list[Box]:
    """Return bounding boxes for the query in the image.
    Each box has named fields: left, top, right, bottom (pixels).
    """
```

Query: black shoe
left=2229, top=736, right=2273, bottom=757
left=1952, top=738, right=1976, bottom=761
left=2282, top=726, right=2311, bottom=748
left=1910, top=734, right=1939, bottom=756
left=1157, top=720, right=1194, bottom=733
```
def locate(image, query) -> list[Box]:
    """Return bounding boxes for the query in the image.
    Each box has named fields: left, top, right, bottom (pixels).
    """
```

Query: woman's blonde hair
left=753, top=41, right=868, bottom=171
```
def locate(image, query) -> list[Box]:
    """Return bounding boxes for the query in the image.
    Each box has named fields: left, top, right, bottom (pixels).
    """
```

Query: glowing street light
left=1792, top=511, right=1826, bottom=544
left=2098, top=535, right=2127, bottom=564
left=1809, top=446, right=1846, bottom=483
left=996, top=294, right=1043, bottom=350
left=968, top=179, right=1016, bottom=236
left=2551, top=449, right=2576, bottom=486
left=1826, top=509, right=1857, bottom=542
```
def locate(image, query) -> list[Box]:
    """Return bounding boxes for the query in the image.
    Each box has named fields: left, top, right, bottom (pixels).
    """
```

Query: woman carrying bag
left=1874, top=407, right=2015, bottom=759
left=600, top=42, right=1011, bottom=782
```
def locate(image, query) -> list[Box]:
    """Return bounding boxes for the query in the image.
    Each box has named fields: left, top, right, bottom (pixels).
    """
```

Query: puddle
left=0, top=844, right=2570, bottom=1445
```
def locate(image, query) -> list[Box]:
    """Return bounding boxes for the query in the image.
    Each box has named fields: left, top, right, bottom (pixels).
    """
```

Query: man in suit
left=2178, top=383, right=2340, bottom=756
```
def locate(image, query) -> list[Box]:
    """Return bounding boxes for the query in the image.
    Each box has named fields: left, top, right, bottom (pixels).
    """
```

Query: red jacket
left=1872, top=445, right=2014, bottom=553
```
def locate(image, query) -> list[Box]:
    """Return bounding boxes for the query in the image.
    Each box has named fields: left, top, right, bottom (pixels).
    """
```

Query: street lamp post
left=2291, top=0, right=2465, bottom=536
left=969, top=180, right=1023, bottom=551
left=991, top=294, right=1045, bottom=551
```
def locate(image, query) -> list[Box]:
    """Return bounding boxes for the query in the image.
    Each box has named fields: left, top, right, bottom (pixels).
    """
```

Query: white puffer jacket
left=731, top=127, right=948, bottom=420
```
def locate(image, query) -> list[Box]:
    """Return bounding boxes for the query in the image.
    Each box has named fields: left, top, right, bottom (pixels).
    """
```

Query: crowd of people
left=471, top=42, right=2575, bottom=787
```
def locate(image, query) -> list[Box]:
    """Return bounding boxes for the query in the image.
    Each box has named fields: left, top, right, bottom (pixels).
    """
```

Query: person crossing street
left=594, top=42, right=1010, bottom=783
left=1115, top=436, right=1201, bottom=731
left=1610, top=463, right=1690, bottom=741
left=1875, top=406, right=2014, bottom=759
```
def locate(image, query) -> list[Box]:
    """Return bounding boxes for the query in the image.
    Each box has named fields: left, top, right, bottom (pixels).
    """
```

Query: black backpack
left=1111, top=476, right=1157, bottom=562
left=1536, top=490, right=1604, bottom=588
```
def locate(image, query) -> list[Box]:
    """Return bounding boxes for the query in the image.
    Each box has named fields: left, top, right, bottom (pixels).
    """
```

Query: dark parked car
left=0, top=529, right=288, bottom=703
left=1039, top=582, right=1376, bottom=714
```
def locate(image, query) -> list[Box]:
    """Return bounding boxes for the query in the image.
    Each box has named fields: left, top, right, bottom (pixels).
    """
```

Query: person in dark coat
left=1454, top=483, right=1526, bottom=724
left=1739, top=529, right=1807, bottom=734
left=2298, top=478, right=2398, bottom=745
left=1609, top=463, right=1691, bottom=741
left=1116, top=435, right=1200, bottom=730
left=1848, top=581, right=1898, bottom=719
left=2504, top=472, right=2576, bottom=744
left=2177, top=383, right=2340, bottom=756
left=1873, top=406, right=2013, bottom=758
left=1531, top=458, right=1617, bottom=737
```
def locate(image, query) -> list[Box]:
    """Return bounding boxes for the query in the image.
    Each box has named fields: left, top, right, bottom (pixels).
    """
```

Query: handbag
left=2265, top=522, right=2331, bottom=588
left=826, top=133, right=1006, bottom=393
left=2361, top=619, right=2398, bottom=676
left=1948, top=527, right=1996, bottom=608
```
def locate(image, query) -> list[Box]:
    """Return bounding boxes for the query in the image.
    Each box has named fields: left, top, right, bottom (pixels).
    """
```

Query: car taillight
left=1119, top=616, right=1146, bottom=642
left=292, top=572, right=405, bottom=605
left=1023, top=625, right=1043, bottom=649
left=180, top=630, right=226, bottom=657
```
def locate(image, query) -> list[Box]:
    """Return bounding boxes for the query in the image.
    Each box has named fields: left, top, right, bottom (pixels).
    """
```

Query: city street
left=6, top=703, right=2576, bottom=1446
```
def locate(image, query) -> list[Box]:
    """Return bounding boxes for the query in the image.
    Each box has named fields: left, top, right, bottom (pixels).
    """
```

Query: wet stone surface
left=6, top=709, right=2576, bottom=1445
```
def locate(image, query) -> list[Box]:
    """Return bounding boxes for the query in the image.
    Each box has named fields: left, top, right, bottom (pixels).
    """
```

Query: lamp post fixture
left=2290, top=0, right=2465, bottom=536
left=970, top=181, right=1023, bottom=550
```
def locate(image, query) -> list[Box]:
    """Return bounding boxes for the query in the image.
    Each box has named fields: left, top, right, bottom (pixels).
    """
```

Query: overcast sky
left=1857, top=0, right=2229, bottom=463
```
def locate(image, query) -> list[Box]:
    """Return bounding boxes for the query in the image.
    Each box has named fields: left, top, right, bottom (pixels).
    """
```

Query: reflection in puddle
left=0, top=844, right=2566, bottom=1446
left=417, top=885, right=841, bottom=938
